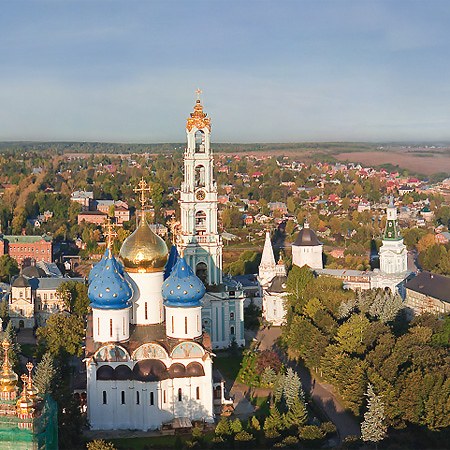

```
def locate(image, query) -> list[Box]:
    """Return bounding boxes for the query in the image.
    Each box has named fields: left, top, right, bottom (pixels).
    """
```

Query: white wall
left=92, top=307, right=131, bottom=343
left=165, top=306, right=202, bottom=339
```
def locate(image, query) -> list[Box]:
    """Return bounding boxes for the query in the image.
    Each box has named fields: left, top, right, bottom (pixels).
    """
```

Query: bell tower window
left=195, top=165, right=206, bottom=187
left=196, top=262, right=207, bottom=285
left=195, top=130, right=205, bottom=153
left=195, top=211, right=207, bottom=234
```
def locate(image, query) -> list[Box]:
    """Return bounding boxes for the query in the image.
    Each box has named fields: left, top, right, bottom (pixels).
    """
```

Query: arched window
left=196, top=262, right=207, bottom=284
left=110, top=319, right=113, bottom=337
left=185, top=317, right=188, bottom=335
left=136, top=391, right=140, bottom=405
left=145, top=302, right=148, bottom=320
left=163, top=390, right=167, bottom=403
left=195, top=211, right=206, bottom=234
left=150, top=391, right=154, bottom=406
left=178, top=388, right=182, bottom=402
left=195, top=165, right=206, bottom=187
left=230, top=312, right=234, bottom=320
left=230, top=326, right=235, bottom=335
left=121, top=391, right=125, bottom=405
left=195, top=130, right=205, bottom=153
left=102, top=391, right=107, bottom=404
left=196, top=386, right=200, bottom=400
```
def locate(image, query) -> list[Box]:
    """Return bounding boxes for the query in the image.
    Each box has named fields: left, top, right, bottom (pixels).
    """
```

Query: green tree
left=361, top=384, right=387, bottom=450
left=3, top=321, right=21, bottom=371
left=34, top=352, right=57, bottom=395
left=215, top=417, right=232, bottom=437
left=37, top=313, right=85, bottom=358
left=57, top=281, right=90, bottom=317
left=0, top=255, right=19, bottom=283
left=230, top=418, right=243, bottom=434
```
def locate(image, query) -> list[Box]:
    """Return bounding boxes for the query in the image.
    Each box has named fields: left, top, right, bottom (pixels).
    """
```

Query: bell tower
left=178, top=91, right=223, bottom=286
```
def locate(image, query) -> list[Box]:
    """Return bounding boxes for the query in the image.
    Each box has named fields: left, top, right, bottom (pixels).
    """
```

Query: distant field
left=335, top=151, right=450, bottom=175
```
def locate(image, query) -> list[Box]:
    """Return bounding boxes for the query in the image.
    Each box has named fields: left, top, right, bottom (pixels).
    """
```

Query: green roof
left=1, top=235, right=52, bottom=243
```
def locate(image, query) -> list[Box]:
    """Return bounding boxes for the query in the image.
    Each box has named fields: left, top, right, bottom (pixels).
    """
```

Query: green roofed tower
left=383, top=196, right=402, bottom=241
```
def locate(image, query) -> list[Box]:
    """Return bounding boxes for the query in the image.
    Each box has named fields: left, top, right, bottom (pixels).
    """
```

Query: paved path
left=255, top=326, right=361, bottom=442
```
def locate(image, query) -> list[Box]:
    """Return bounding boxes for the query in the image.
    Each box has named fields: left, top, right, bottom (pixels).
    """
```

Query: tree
left=37, top=313, right=85, bottom=358
left=283, top=367, right=304, bottom=409
left=34, top=352, right=57, bottom=395
left=0, top=255, right=19, bottom=282
left=215, top=417, right=232, bottom=437
left=230, top=418, right=243, bottom=434
left=86, top=439, right=117, bottom=450
left=57, top=281, right=90, bottom=317
left=361, top=384, right=387, bottom=449
left=3, top=321, right=21, bottom=371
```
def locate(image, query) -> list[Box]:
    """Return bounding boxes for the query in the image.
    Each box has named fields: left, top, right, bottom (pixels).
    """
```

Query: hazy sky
left=1, top=0, right=450, bottom=143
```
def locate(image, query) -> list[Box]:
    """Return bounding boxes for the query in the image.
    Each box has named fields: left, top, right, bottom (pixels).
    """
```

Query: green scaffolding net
left=0, top=395, right=58, bottom=450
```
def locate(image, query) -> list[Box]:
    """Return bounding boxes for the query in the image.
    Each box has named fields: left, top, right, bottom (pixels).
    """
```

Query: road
left=255, top=326, right=361, bottom=443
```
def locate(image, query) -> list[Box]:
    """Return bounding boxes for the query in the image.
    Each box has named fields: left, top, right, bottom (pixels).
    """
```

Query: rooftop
left=405, top=271, right=450, bottom=304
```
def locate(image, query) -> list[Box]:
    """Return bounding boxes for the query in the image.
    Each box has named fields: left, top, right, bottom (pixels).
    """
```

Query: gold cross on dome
left=104, top=218, right=118, bottom=249
left=134, top=177, right=151, bottom=210
left=195, top=88, right=202, bottom=100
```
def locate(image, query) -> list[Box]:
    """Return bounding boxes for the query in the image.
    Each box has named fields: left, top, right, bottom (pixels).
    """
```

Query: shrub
left=299, top=425, right=325, bottom=441
left=234, top=430, right=254, bottom=442
left=320, top=421, right=337, bottom=435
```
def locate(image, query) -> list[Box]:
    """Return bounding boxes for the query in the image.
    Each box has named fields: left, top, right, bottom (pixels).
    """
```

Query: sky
left=1, top=0, right=450, bottom=143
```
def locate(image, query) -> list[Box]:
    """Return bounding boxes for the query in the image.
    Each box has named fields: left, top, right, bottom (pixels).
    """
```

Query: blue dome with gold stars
left=162, top=257, right=205, bottom=307
left=88, top=248, right=109, bottom=284
left=88, top=249, right=133, bottom=310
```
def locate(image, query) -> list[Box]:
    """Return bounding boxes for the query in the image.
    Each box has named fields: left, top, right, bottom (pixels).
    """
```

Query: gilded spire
left=186, top=90, right=211, bottom=131
left=26, top=361, right=38, bottom=398
left=16, top=373, right=34, bottom=415
left=0, top=339, right=18, bottom=393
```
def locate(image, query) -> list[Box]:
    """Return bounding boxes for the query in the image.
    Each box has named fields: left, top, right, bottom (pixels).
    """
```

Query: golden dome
left=119, top=216, right=168, bottom=272
left=0, top=340, right=18, bottom=393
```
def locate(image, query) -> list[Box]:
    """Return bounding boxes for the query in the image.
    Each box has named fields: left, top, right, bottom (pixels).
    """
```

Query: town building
left=71, top=190, right=94, bottom=210
left=0, top=235, right=53, bottom=265
left=8, top=268, right=84, bottom=329
left=404, top=271, right=450, bottom=318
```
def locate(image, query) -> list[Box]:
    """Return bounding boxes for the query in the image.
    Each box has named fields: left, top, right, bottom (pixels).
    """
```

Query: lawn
left=213, top=350, right=243, bottom=382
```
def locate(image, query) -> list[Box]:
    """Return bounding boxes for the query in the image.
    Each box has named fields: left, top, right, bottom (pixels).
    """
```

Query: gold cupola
left=0, top=340, right=18, bottom=394
left=119, top=178, right=168, bottom=273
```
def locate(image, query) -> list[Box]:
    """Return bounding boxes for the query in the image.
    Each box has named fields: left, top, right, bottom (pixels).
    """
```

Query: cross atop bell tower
left=178, top=93, right=222, bottom=286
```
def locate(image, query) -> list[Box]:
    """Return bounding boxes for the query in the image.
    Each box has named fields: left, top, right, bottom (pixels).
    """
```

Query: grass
left=213, top=350, right=243, bottom=382
left=252, top=395, right=270, bottom=418
left=110, top=431, right=215, bottom=450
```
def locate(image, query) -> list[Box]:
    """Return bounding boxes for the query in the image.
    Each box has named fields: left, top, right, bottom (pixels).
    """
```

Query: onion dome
left=0, top=340, right=18, bottom=393
left=88, top=250, right=133, bottom=310
left=164, top=245, right=179, bottom=280
left=162, top=257, right=205, bottom=307
left=119, top=217, right=168, bottom=273
left=293, top=222, right=321, bottom=247
left=88, top=248, right=109, bottom=284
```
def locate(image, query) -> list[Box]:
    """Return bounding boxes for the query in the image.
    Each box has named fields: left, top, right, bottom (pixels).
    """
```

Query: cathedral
left=85, top=97, right=239, bottom=431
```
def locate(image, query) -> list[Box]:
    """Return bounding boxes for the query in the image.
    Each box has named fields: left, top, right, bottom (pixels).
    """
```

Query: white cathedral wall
left=87, top=357, right=214, bottom=430
left=126, top=272, right=164, bottom=325
left=165, top=305, right=202, bottom=339
left=292, top=245, right=323, bottom=269
left=92, top=307, right=130, bottom=343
